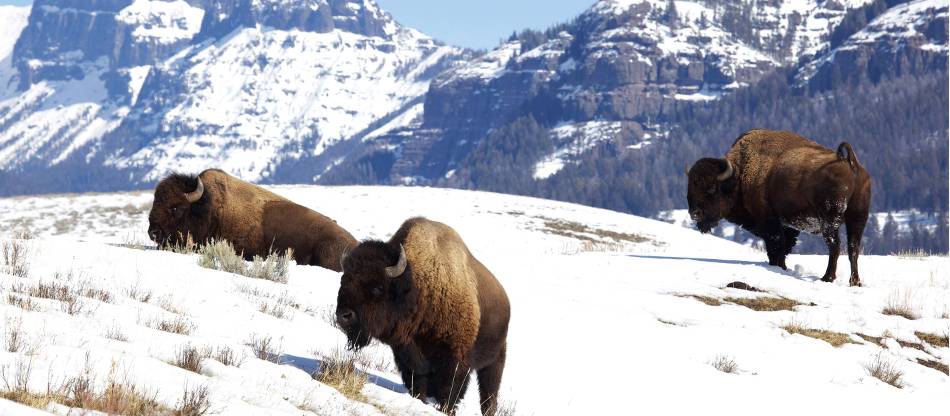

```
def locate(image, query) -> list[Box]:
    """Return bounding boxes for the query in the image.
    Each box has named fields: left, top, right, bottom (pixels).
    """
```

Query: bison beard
left=341, top=321, right=371, bottom=350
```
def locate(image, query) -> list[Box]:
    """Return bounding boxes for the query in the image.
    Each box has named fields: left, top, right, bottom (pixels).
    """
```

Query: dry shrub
left=28, top=280, right=85, bottom=316
left=198, top=240, right=293, bottom=283
left=172, top=345, right=213, bottom=373
left=4, top=316, right=27, bottom=353
left=684, top=295, right=721, bottom=306
left=174, top=383, right=212, bottom=416
left=103, top=324, right=129, bottom=342
left=1, top=238, right=31, bottom=278
left=915, top=331, right=949, bottom=348
left=6, top=293, right=39, bottom=312
left=148, top=315, right=194, bottom=335
left=315, top=347, right=367, bottom=401
left=782, top=321, right=855, bottom=347
left=490, top=398, right=519, bottom=416
left=213, top=346, right=245, bottom=367
left=126, top=281, right=154, bottom=303
left=709, top=355, right=738, bottom=374
left=0, top=357, right=49, bottom=409
left=864, top=353, right=904, bottom=388
left=882, top=288, right=919, bottom=320
left=246, top=334, right=282, bottom=364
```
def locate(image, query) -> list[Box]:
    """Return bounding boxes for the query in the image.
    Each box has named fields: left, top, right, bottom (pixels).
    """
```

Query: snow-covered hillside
left=1, top=186, right=946, bottom=414
left=0, top=0, right=467, bottom=190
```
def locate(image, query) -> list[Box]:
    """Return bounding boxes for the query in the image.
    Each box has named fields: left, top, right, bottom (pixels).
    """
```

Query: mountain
left=320, top=0, right=947, bottom=230
left=1, top=186, right=947, bottom=414
left=0, top=0, right=469, bottom=193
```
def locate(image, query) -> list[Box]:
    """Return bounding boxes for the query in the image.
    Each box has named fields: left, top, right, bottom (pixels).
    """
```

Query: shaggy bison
left=686, top=129, right=872, bottom=286
left=335, top=218, right=510, bottom=415
left=147, top=169, right=357, bottom=271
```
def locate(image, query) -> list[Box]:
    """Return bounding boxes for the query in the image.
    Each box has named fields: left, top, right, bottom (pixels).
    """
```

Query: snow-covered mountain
left=0, top=0, right=468, bottom=193
left=324, top=0, right=947, bottom=185
left=0, top=186, right=947, bottom=414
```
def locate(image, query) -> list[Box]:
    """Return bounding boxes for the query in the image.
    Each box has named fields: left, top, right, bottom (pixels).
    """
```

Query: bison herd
left=146, top=129, right=871, bottom=415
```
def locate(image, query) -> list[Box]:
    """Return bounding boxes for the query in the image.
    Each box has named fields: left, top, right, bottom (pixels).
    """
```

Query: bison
left=335, top=217, right=510, bottom=415
left=686, top=129, right=872, bottom=286
left=147, top=169, right=357, bottom=272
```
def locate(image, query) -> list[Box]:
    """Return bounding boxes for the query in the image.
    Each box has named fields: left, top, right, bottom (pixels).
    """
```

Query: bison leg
left=477, top=344, right=506, bottom=416
left=430, top=360, right=472, bottom=414
left=762, top=220, right=789, bottom=269
left=820, top=228, right=841, bottom=283
left=845, top=214, right=868, bottom=287
left=392, top=344, right=429, bottom=400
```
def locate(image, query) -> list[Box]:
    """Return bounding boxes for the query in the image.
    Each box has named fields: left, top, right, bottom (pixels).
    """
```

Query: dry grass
left=315, top=347, right=367, bottom=401
left=685, top=295, right=722, bottom=306
left=148, top=315, right=194, bottom=335
left=881, top=288, right=919, bottom=320
left=103, top=324, right=129, bottom=342
left=916, top=358, right=949, bottom=375
left=174, top=383, right=213, bottom=416
left=213, top=345, right=245, bottom=367
left=1, top=238, right=31, bottom=278
left=857, top=333, right=884, bottom=347
left=126, top=281, right=154, bottom=303
left=782, top=321, right=856, bottom=347
left=864, top=353, right=904, bottom=388
left=1, top=357, right=169, bottom=415
left=6, top=293, right=39, bottom=312
left=25, top=280, right=85, bottom=315
left=198, top=240, right=293, bottom=283
left=915, top=331, right=949, bottom=348
left=709, top=355, right=738, bottom=374
left=891, top=248, right=932, bottom=258
left=157, top=295, right=185, bottom=314
left=172, top=345, right=213, bottom=373
left=538, top=217, right=651, bottom=244
left=726, top=296, right=802, bottom=312
left=258, top=292, right=298, bottom=320
left=246, top=334, right=282, bottom=364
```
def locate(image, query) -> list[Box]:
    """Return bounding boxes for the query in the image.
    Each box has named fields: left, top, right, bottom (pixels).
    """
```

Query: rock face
left=800, top=0, right=948, bottom=91
left=0, top=0, right=466, bottom=194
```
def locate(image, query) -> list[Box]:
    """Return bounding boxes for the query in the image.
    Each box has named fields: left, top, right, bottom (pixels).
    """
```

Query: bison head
left=686, top=158, right=737, bottom=233
left=335, top=241, right=417, bottom=350
left=147, top=174, right=208, bottom=247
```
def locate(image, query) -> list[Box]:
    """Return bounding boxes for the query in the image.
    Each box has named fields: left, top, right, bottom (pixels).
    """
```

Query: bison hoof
left=820, top=275, right=836, bottom=283
left=849, top=279, right=862, bottom=287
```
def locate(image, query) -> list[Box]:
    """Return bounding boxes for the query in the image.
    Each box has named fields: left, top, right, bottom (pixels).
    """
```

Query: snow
left=116, top=0, right=205, bottom=45
left=533, top=121, right=623, bottom=179
left=0, top=5, right=30, bottom=98
left=2, top=186, right=945, bottom=415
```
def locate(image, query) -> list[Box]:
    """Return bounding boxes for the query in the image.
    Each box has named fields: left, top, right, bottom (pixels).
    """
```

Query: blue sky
left=0, top=0, right=593, bottom=50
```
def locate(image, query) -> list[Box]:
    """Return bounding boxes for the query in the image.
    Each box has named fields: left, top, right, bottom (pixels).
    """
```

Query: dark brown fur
left=687, top=129, right=872, bottom=286
left=335, top=218, right=510, bottom=415
left=147, top=169, right=357, bottom=271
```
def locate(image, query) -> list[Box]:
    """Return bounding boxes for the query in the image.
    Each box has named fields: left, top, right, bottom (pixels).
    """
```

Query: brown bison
left=335, top=217, right=510, bottom=415
left=147, top=169, right=357, bottom=272
left=687, top=129, right=872, bottom=286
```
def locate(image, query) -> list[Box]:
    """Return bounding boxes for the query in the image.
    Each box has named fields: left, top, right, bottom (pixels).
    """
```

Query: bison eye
left=707, top=186, right=716, bottom=195
left=370, top=285, right=384, bottom=296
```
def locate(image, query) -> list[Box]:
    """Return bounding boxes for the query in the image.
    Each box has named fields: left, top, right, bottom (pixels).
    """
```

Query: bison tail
left=836, top=142, right=858, bottom=170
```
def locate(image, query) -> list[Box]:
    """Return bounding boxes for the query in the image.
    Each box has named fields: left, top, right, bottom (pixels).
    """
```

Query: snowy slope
left=0, top=5, right=30, bottom=96
left=1, top=186, right=946, bottom=414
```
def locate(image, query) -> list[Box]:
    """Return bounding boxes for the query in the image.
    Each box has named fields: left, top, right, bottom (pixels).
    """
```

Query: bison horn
left=385, top=245, right=407, bottom=278
left=184, top=177, right=204, bottom=203
left=684, top=162, right=690, bottom=176
left=717, top=160, right=734, bottom=181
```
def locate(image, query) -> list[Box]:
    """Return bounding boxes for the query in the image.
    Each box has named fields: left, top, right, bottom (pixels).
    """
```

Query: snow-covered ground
left=0, top=186, right=947, bottom=415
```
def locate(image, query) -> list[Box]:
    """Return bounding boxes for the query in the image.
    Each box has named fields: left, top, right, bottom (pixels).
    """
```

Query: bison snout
left=147, top=227, right=162, bottom=243
left=336, top=308, right=356, bottom=326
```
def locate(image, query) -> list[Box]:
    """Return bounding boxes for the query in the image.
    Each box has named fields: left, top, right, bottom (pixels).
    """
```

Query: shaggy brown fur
left=147, top=169, right=357, bottom=271
left=335, top=218, right=510, bottom=415
left=687, top=129, right=872, bottom=286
